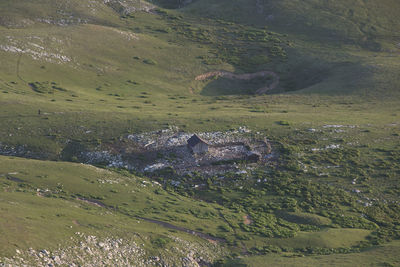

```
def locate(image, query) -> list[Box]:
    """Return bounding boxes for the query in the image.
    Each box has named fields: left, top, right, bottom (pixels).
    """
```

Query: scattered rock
left=1, top=233, right=225, bottom=267
left=144, top=163, right=167, bottom=172
left=86, top=127, right=275, bottom=176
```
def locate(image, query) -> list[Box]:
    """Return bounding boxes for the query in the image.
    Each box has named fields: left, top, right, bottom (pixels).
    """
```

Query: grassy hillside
left=0, top=156, right=230, bottom=260
left=184, top=0, right=400, bottom=42
left=184, top=0, right=400, bottom=95
left=1, top=0, right=399, bottom=152
left=1, top=0, right=400, bottom=265
left=224, top=240, right=400, bottom=267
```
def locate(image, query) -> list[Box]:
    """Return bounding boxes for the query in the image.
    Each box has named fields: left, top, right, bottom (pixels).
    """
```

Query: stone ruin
left=125, top=126, right=273, bottom=175
left=81, top=126, right=275, bottom=176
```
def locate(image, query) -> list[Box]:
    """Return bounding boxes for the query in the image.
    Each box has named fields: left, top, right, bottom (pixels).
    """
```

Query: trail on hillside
left=195, top=70, right=279, bottom=94
left=137, top=217, right=224, bottom=243
left=16, top=53, right=27, bottom=83
left=76, top=197, right=224, bottom=243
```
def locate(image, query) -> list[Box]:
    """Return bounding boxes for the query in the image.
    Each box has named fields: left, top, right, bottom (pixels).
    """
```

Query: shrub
left=143, top=59, right=157, bottom=65
left=151, top=236, right=171, bottom=248
left=277, top=120, right=290, bottom=126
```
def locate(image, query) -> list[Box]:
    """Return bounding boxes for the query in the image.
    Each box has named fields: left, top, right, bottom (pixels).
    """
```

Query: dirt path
left=76, top=197, right=106, bottom=208
left=195, top=70, right=279, bottom=94
left=76, top=197, right=224, bottom=243
left=137, top=217, right=224, bottom=243
left=16, top=53, right=25, bottom=83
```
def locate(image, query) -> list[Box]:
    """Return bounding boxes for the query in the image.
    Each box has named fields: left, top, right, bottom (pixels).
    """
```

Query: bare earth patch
left=195, top=70, right=280, bottom=94
left=243, top=215, right=252, bottom=225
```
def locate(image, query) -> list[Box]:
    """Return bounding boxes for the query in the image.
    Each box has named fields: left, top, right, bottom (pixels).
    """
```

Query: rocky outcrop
left=0, top=233, right=225, bottom=266
left=104, top=0, right=154, bottom=15
left=0, top=143, right=53, bottom=160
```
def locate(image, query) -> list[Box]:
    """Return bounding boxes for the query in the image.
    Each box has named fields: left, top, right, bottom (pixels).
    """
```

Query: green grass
left=0, top=0, right=399, bottom=154
left=276, top=211, right=332, bottom=226
left=185, top=0, right=400, bottom=43
left=1, top=0, right=400, bottom=265
left=224, top=240, right=400, bottom=267
left=259, top=229, right=372, bottom=249
left=0, top=155, right=235, bottom=257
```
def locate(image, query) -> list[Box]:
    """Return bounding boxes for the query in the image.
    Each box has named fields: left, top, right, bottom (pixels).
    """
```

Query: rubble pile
left=83, top=126, right=274, bottom=176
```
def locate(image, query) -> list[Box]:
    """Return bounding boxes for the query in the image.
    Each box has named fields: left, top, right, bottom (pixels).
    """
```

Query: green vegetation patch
left=276, top=211, right=332, bottom=226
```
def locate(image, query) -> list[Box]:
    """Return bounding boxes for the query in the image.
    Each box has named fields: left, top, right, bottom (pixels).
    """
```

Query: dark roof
left=187, top=134, right=208, bottom=147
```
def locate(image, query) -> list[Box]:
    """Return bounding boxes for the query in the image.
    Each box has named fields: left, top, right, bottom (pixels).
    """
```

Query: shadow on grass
left=200, top=76, right=274, bottom=96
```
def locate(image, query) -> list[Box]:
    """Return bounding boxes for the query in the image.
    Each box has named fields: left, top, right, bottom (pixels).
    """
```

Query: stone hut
left=187, top=134, right=209, bottom=154
left=246, top=151, right=261, bottom=162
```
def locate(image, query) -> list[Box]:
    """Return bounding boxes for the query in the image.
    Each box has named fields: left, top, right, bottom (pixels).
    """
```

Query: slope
left=182, top=0, right=400, bottom=95
left=1, top=1, right=400, bottom=265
